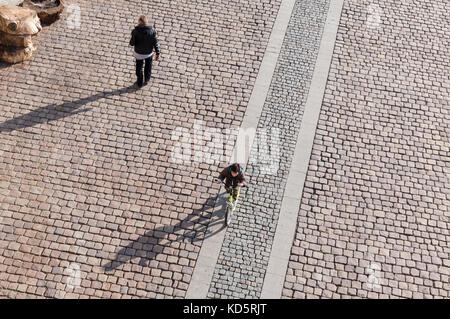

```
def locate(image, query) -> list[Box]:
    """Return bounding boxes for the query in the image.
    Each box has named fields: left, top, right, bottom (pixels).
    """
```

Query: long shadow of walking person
left=104, top=193, right=228, bottom=273
left=0, top=85, right=138, bottom=133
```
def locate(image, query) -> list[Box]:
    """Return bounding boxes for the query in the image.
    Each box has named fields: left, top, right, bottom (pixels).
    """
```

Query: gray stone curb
left=260, top=0, right=344, bottom=299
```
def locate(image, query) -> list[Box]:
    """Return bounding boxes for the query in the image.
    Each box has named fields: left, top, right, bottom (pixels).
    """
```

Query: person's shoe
left=133, top=81, right=143, bottom=89
left=143, top=80, right=149, bottom=86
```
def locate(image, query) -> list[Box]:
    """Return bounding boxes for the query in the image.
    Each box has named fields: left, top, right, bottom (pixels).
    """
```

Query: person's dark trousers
left=135, top=56, right=153, bottom=86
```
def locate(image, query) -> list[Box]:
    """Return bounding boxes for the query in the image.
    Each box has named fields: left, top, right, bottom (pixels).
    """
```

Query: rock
left=0, top=1, right=22, bottom=5
left=0, top=5, right=41, bottom=35
left=0, top=5, right=41, bottom=63
left=0, top=43, right=36, bottom=63
left=20, top=0, right=64, bottom=25
left=0, top=29, right=32, bottom=47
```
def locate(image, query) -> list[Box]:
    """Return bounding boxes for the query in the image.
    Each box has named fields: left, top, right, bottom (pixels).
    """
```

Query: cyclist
left=216, top=163, right=247, bottom=199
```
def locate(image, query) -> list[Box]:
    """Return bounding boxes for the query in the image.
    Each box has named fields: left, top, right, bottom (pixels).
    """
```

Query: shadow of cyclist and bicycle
left=103, top=192, right=229, bottom=272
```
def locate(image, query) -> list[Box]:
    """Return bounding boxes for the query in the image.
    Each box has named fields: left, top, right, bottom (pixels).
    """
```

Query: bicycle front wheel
left=225, top=204, right=232, bottom=227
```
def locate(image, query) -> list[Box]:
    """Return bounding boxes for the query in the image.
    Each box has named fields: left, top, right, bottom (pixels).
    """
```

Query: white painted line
left=260, top=0, right=344, bottom=299
left=186, top=0, right=297, bottom=299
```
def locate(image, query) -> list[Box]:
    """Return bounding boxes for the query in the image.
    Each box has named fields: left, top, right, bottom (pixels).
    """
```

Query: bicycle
left=216, top=180, right=245, bottom=227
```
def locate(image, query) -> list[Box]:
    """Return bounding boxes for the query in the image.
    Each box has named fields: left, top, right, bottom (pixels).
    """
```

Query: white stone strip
left=260, top=0, right=344, bottom=299
left=186, top=0, right=297, bottom=299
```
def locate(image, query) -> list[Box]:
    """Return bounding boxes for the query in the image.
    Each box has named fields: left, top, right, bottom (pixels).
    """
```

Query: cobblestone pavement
left=282, top=0, right=449, bottom=298
left=207, top=0, right=331, bottom=298
left=0, top=0, right=282, bottom=298
left=1, top=0, right=448, bottom=300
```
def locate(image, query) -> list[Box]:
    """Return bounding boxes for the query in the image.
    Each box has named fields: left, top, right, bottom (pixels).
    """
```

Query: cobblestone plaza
left=0, top=0, right=448, bottom=299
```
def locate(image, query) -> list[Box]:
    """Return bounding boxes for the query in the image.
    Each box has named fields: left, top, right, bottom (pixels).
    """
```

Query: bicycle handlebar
left=215, top=178, right=247, bottom=187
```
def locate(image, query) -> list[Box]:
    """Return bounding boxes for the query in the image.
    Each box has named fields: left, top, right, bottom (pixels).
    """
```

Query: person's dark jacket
left=219, top=165, right=246, bottom=188
left=129, top=25, right=160, bottom=55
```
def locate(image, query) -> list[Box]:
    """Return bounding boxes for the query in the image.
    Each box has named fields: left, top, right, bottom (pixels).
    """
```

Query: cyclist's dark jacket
left=218, top=165, right=246, bottom=188
left=129, top=25, right=160, bottom=55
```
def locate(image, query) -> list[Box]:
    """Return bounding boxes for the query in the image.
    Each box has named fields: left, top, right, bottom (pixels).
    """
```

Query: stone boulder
left=0, top=5, right=41, bottom=63
left=0, top=42, right=36, bottom=63
left=0, top=1, right=22, bottom=6
left=0, top=5, right=41, bottom=35
left=20, top=0, right=64, bottom=25
left=0, top=30, right=32, bottom=46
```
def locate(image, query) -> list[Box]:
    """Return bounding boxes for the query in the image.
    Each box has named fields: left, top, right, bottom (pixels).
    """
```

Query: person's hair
left=230, top=163, right=241, bottom=173
left=138, top=15, right=148, bottom=26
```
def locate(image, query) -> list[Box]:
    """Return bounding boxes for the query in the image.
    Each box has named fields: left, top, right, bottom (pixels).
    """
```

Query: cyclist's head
left=230, top=163, right=241, bottom=177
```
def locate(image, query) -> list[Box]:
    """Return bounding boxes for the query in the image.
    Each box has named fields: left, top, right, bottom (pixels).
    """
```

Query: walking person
left=129, top=15, right=160, bottom=88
